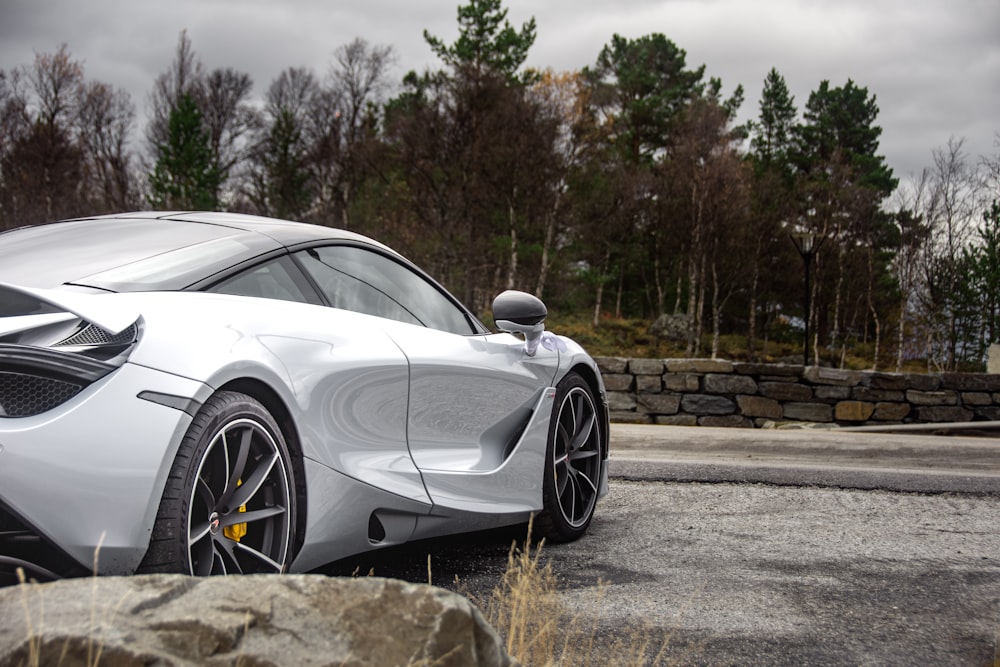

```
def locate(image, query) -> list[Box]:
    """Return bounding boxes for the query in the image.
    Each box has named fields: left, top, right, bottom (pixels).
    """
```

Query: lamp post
left=790, top=227, right=824, bottom=367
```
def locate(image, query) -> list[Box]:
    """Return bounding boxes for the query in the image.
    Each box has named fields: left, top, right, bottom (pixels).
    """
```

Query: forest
left=0, top=0, right=997, bottom=371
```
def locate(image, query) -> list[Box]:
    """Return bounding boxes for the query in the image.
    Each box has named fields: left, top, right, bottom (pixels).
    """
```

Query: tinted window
left=207, top=256, right=317, bottom=304
left=296, top=246, right=475, bottom=334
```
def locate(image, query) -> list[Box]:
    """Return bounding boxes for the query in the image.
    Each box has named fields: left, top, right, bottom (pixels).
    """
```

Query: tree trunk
left=653, top=236, right=664, bottom=315
left=747, top=236, right=762, bottom=361
left=711, top=259, right=721, bottom=359
left=340, top=183, right=350, bottom=230
left=869, top=303, right=881, bottom=371
left=615, top=265, right=624, bottom=318
left=895, top=295, right=906, bottom=372
left=673, top=272, right=683, bottom=314
left=829, top=243, right=845, bottom=357
left=507, top=202, right=518, bottom=290
left=592, top=249, right=610, bottom=328
left=685, top=253, right=699, bottom=356
left=534, top=189, right=560, bottom=298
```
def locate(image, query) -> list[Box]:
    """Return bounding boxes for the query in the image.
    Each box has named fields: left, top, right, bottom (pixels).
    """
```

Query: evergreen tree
left=794, top=79, right=896, bottom=196
left=148, top=93, right=220, bottom=210
left=263, top=108, right=312, bottom=219
left=745, top=68, right=799, bottom=358
left=751, top=68, right=797, bottom=172
left=960, top=201, right=1000, bottom=365
left=792, top=79, right=899, bottom=365
left=423, top=0, right=537, bottom=83
left=584, top=33, right=706, bottom=165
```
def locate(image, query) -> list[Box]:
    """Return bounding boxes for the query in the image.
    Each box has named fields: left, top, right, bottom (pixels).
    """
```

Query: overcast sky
left=1, top=0, right=997, bottom=183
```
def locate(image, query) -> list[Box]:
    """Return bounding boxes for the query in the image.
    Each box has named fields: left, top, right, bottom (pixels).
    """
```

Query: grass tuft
left=467, top=517, right=674, bottom=666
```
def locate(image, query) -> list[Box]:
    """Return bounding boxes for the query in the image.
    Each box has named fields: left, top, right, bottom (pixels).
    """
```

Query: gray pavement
left=609, top=423, right=1000, bottom=494
left=329, top=424, right=1000, bottom=665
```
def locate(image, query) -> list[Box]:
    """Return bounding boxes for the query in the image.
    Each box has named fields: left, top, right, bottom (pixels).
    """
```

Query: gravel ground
left=323, top=480, right=1000, bottom=666
left=554, top=481, right=1000, bottom=666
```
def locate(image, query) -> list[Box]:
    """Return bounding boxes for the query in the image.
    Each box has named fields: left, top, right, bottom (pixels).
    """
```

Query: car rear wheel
left=535, top=372, right=603, bottom=543
left=138, top=391, right=295, bottom=575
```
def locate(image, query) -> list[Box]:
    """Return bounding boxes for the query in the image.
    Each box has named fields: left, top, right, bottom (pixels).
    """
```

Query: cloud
left=0, top=0, right=996, bottom=179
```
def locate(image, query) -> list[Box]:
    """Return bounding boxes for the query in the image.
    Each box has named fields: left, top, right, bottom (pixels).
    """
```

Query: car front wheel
left=138, top=391, right=295, bottom=575
left=535, top=372, right=603, bottom=543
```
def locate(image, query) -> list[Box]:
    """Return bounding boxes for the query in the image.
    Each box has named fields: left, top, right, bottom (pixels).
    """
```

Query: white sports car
left=0, top=212, right=608, bottom=583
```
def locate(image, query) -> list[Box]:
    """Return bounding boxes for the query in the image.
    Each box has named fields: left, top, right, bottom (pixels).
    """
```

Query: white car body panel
left=0, top=363, right=206, bottom=573
left=0, top=213, right=609, bottom=581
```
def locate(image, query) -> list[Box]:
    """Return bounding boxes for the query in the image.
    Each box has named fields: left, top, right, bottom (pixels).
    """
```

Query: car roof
left=0, top=211, right=392, bottom=291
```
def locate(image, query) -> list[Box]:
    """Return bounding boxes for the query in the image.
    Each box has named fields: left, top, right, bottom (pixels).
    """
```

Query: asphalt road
left=322, top=425, right=1000, bottom=666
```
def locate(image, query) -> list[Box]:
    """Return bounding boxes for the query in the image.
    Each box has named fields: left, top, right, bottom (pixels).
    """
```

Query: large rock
left=835, top=401, right=875, bottom=422
left=680, top=394, right=736, bottom=415
left=601, top=373, right=633, bottom=392
left=649, top=313, right=691, bottom=342
left=703, top=374, right=758, bottom=395
left=942, top=372, right=1000, bottom=392
left=736, top=395, right=783, bottom=420
left=593, top=356, right=628, bottom=374
left=803, top=367, right=863, bottom=387
left=783, top=402, right=834, bottom=423
left=872, top=402, right=911, bottom=421
left=637, top=393, right=681, bottom=415
left=0, top=575, right=517, bottom=667
left=759, top=381, right=813, bottom=402
left=628, top=358, right=664, bottom=376
left=665, top=359, right=734, bottom=374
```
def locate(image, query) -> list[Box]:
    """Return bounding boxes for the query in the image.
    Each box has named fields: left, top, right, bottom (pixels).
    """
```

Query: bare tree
left=909, top=138, right=979, bottom=370
left=243, top=67, right=319, bottom=218
left=527, top=69, right=591, bottom=299
left=311, top=38, right=395, bottom=228
left=890, top=173, right=932, bottom=371
left=147, top=30, right=202, bottom=153
left=266, top=67, right=317, bottom=119
left=978, top=133, right=1000, bottom=205
left=199, top=67, right=255, bottom=183
left=26, top=44, right=82, bottom=129
left=659, top=97, right=749, bottom=356
left=0, top=46, right=85, bottom=225
left=77, top=81, right=137, bottom=211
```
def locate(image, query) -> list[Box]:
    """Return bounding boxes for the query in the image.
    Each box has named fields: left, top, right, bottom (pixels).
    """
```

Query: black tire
left=535, top=372, right=603, bottom=543
left=138, top=391, right=296, bottom=575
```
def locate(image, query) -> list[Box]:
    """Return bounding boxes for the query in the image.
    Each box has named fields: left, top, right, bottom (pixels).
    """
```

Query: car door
left=293, top=244, right=559, bottom=513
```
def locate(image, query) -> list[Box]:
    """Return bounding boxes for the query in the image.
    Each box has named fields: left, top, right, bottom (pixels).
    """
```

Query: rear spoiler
left=0, top=282, right=140, bottom=336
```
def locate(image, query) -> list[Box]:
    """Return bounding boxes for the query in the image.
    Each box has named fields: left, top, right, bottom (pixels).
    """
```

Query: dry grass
left=462, top=518, right=676, bottom=667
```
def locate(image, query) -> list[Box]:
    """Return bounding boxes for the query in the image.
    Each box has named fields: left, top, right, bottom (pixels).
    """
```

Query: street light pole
left=790, top=228, right=823, bottom=367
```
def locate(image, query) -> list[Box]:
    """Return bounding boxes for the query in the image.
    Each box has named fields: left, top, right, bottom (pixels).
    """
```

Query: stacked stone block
left=594, top=357, right=1000, bottom=427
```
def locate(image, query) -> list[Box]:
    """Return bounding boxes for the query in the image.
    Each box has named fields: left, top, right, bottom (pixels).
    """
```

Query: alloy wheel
left=186, top=417, right=292, bottom=575
left=552, top=385, right=602, bottom=528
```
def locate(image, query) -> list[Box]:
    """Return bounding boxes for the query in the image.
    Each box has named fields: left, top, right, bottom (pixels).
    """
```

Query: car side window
left=206, top=256, right=316, bottom=304
left=295, top=245, right=475, bottom=335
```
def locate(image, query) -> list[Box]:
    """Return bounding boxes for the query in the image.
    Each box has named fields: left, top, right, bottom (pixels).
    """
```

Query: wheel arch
left=567, top=362, right=610, bottom=461
left=216, top=377, right=308, bottom=560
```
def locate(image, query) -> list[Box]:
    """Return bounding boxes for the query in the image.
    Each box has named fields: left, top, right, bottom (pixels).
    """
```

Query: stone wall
left=596, top=357, right=1000, bottom=427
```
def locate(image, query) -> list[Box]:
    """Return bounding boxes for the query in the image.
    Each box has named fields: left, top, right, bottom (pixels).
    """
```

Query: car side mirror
left=492, top=290, right=547, bottom=356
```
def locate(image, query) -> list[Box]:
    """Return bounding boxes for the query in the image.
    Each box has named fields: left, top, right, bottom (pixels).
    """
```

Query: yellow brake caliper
left=223, top=479, right=248, bottom=542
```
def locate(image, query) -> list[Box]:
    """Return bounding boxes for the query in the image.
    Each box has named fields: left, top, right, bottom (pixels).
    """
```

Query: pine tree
left=264, top=108, right=312, bottom=219
left=423, top=0, right=537, bottom=83
left=148, top=93, right=220, bottom=210
left=584, top=33, right=706, bottom=165
left=751, top=68, right=797, bottom=171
